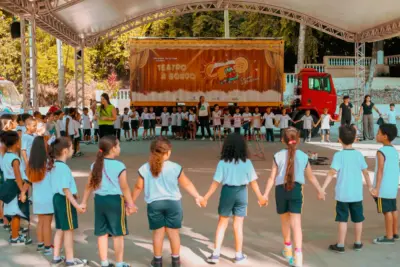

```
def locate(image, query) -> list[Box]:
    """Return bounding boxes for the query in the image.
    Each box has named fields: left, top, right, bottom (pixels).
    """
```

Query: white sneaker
left=202, top=137, right=205, bottom=140
left=210, top=137, right=213, bottom=141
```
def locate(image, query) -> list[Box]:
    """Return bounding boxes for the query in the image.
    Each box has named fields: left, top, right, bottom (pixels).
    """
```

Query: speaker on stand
left=10, top=20, right=21, bottom=39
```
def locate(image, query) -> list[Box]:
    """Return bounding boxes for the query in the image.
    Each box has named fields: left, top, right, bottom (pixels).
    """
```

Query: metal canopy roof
left=1, top=0, right=400, bottom=47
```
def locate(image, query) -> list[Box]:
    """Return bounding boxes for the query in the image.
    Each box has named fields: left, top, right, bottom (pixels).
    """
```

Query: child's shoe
left=150, top=257, right=162, bottom=267
left=207, top=254, right=220, bottom=264
left=282, top=246, right=293, bottom=260
left=289, top=252, right=303, bottom=267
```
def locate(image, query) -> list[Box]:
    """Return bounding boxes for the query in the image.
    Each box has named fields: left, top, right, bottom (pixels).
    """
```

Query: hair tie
left=288, top=140, right=297, bottom=145
left=99, top=149, right=103, bottom=153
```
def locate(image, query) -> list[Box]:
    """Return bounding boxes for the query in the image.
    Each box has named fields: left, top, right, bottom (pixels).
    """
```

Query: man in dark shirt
left=339, top=96, right=354, bottom=125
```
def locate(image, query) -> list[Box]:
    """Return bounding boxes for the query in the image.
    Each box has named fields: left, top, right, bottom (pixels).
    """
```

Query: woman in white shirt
left=197, top=96, right=213, bottom=141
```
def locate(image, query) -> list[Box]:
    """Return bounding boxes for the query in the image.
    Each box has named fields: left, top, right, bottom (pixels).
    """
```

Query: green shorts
left=147, top=200, right=183, bottom=230
left=218, top=185, right=248, bottom=217
left=275, top=182, right=303, bottom=214
left=53, top=193, right=78, bottom=231
left=375, top=197, right=397, bottom=213
left=94, top=194, right=128, bottom=236
left=335, top=201, right=364, bottom=223
left=0, top=170, right=4, bottom=184
left=143, top=120, right=150, bottom=130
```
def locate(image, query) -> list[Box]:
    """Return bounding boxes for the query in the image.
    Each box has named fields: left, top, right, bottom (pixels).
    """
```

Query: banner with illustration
left=129, top=39, right=284, bottom=103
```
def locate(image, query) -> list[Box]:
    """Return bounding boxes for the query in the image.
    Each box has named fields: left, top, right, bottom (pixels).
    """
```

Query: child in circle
left=82, top=136, right=136, bottom=267
left=28, top=136, right=54, bottom=254
left=49, top=137, right=87, bottom=266
left=131, top=137, right=203, bottom=267
left=202, top=133, right=267, bottom=264
left=263, top=127, right=325, bottom=267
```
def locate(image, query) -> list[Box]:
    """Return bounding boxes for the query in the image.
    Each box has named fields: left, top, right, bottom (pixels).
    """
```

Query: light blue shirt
left=138, top=161, right=182, bottom=204
left=213, top=159, right=258, bottom=186
left=50, top=161, right=78, bottom=195
left=32, top=172, right=54, bottom=214
left=21, top=133, right=35, bottom=170
left=387, top=110, right=397, bottom=124
left=274, top=149, right=308, bottom=185
left=92, top=159, right=126, bottom=196
left=1, top=152, right=28, bottom=181
left=374, top=146, right=400, bottom=199
left=331, top=149, right=368, bottom=202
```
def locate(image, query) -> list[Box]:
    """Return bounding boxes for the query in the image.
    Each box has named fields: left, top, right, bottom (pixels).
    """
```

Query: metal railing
left=385, top=55, right=400, bottom=65
left=324, top=56, right=372, bottom=67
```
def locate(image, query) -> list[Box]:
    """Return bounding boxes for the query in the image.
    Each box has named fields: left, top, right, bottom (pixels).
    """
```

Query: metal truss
left=74, top=44, right=85, bottom=110
left=0, top=0, right=81, bottom=46
left=36, top=0, right=84, bottom=15
left=20, top=17, right=38, bottom=111
left=358, top=18, right=400, bottom=42
left=85, top=0, right=355, bottom=46
left=354, top=42, right=366, bottom=111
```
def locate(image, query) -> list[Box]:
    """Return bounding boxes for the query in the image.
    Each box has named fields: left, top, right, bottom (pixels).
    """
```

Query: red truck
left=128, top=38, right=337, bottom=133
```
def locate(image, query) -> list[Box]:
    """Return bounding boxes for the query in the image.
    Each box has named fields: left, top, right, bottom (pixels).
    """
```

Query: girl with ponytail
left=81, top=136, right=135, bottom=267
left=263, top=127, right=325, bottom=267
left=28, top=135, right=54, bottom=254
left=132, top=136, right=203, bottom=267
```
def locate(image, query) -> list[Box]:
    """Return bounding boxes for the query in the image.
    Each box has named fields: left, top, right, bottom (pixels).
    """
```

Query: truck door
left=306, top=75, right=336, bottom=115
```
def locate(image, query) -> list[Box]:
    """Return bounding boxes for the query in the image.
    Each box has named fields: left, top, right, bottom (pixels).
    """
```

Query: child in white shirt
left=160, top=107, right=170, bottom=137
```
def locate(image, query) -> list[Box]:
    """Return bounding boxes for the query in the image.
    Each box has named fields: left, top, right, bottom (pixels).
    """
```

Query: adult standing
left=338, top=96, right=355, bottom=126
left=96, top=93, right=117, bottom=138
left=197, top=96, right=213, bottom=140
left=358, top=95, right=382, bottom=140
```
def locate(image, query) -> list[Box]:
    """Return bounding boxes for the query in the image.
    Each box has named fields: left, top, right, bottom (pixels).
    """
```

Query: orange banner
left=129, top=39, right=284, bottom=96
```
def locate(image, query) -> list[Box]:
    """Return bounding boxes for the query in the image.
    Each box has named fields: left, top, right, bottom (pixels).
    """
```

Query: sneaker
left=373, top=236, right=395, bottom=244
left=37, top=244, right=45, bottom=251
left=44, top=247, right=53, bottom=256
left=171, top=256, right=181, bottom=267
left=150, top=257, right=163, bottom=267
left=234, top=254, right=248, bottom=264
left=207, top=254, right=220, bottom=264
left=10, top=235, right=26, bottom=246
left=0, top=219, right=4, bottom=225
left=65, top=258, right=87, bottom=267
left=328, top=244, right=345, bottom=253
left=282, top=246, right=293, bottom=260
left=353, top=243, right=363, bottom=251
left=3, top=224, right=10, bottom=231
left=101, top=264, right=115, bottom=267
left=202, top=137, right=206, bottom=141
left=114, top=263, right=129, bottom=267
left=51, top=258, right=65, bottom=267
left=210, top=137, right=213, bottom=141
left=394, top=234, right=400, bottom=240
left=289, top=253, right=303, bottom=267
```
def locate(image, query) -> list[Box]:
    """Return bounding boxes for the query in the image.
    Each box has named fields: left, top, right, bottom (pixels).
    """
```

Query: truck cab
left=0, top=77, right=23, bottom=114
left=291, top=68, right=338, bottom=134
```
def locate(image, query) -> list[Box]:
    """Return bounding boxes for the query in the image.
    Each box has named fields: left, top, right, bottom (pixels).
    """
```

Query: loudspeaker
left=76, top=50, right=82, bottom=59
left=10, top=21, right=21, bottom=39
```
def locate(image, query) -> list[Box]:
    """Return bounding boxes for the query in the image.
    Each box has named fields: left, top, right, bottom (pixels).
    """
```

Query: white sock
left=171, top=254, right=180, bottom=258
left=213, top=248, right=221, bottom=256
left=235, top=252, right=243, bottom=258
left=101, top=260, right=109, bottom=267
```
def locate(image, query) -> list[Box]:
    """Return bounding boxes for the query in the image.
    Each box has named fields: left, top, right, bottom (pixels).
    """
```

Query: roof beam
left=0, top=0, right=81, bottom=46
left=358, top=18, right=400, bottom=42
left=36, top=0, right=84, bottom=15
left=85, top=0, right=355, bottom=46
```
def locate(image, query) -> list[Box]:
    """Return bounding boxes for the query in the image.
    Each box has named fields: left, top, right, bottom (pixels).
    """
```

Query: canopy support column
left=354, top=42, right=366, bottom=111
left=57, top=39, right=65, bottom=107
left=20, top=1, right=38, bottom=112
left=296, top=23, right=306, bottom=73
left=74, top=43, right=85, bottom=110
left=224, top=8, right=230, bottom=38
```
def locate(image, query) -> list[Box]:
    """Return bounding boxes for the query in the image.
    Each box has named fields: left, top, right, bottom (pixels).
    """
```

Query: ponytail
left=149, top=137, right=172, bottom=178
left=89, top=135, right=118, bottom=189
left=27, top=136, right=47, bottom=183
left=90, top=150, right=105, bottom=189
left=282, top=127, right=300, bottom=191
left=47, top=137, right=72, bottom=171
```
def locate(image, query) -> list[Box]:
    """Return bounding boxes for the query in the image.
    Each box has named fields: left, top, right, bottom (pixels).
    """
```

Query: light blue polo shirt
left=92, top=158, right=126, bottom=196
left=1, top=152, right=29, bottom=181
left=374, top=146, right=400, bottom=199
left=331, top=149, right=368, bottom=202
left=21, top=133, right=35, bottom=171
left=50, top=160, right=78, bottom=195
left=387, top=110, right=397, bottom=124
left=213, top=159, right=258, bottom=186
left=274, top=149, right=309, bottom=185
left=138, top=161, right=183, bottom=204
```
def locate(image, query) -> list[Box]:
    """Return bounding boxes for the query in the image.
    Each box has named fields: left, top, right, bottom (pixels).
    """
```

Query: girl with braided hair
left=263, top=127, right=325, bottom=267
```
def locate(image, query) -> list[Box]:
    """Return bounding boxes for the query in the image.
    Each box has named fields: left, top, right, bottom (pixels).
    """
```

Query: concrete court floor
left=0, top=138, right=399, bottom=267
